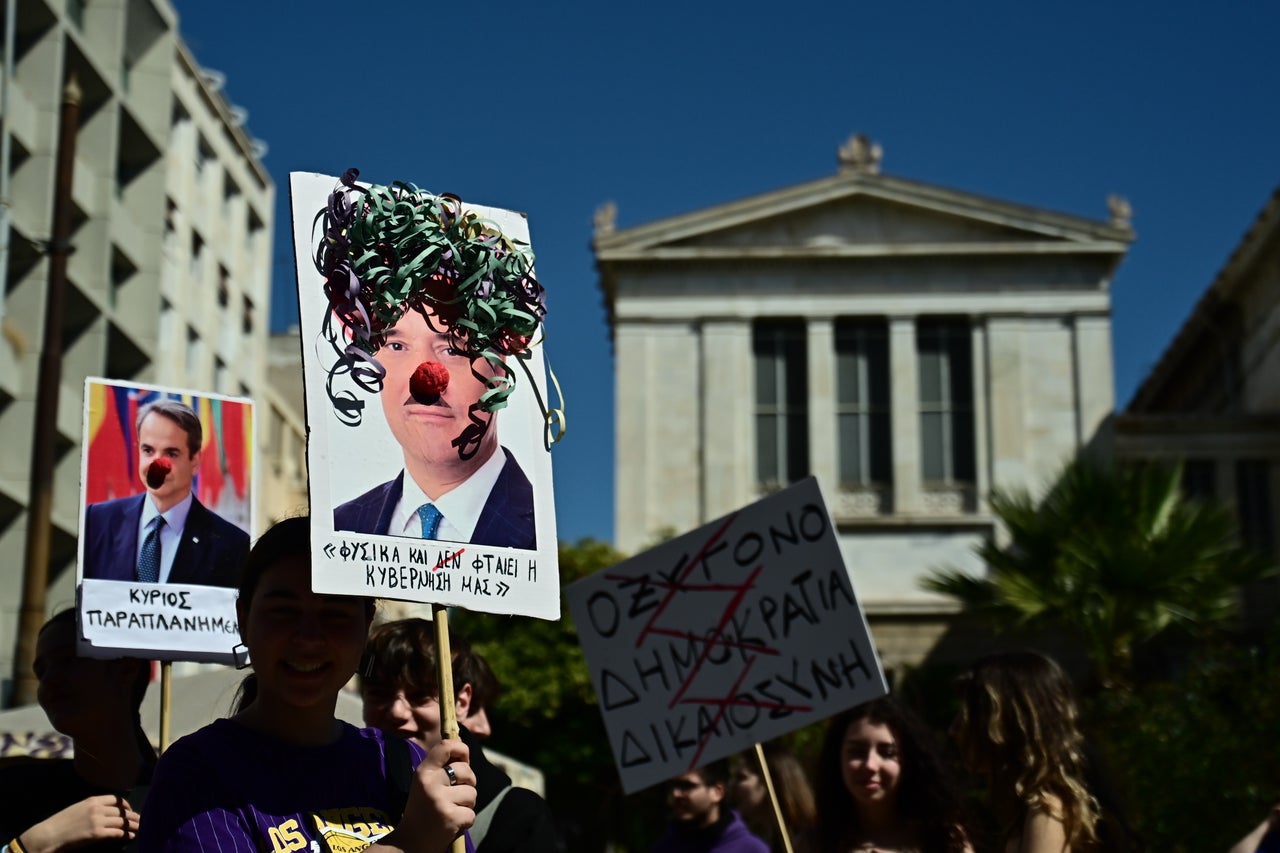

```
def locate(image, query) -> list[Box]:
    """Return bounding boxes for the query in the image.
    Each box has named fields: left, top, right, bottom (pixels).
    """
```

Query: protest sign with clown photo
left=77, top=379, right=254, bottom=663
left=292, top=169, right=562, bottom=619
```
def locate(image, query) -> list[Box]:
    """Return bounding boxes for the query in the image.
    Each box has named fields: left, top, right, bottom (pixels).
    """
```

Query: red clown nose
left=145, top=458, right=173, bottom=490
left=409, top=361, right=450, bottom=405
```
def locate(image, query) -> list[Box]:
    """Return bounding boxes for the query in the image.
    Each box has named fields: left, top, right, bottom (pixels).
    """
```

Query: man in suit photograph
left=332, top=304, right=536, bottom=550
left=82, top=399, right=249, bottom=587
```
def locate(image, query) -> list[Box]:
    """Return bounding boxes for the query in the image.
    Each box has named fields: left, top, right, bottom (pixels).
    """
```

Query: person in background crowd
left=730, top=745, right=815, bottom=853
left=361, top=618, right=557, bottom=853
left=652, top=760, right=769, bottom=853
left=137, top=517, right=475, bottom=852
left=952, top=651, right=1138, bottom=853
left=453, top=645, right=499, bottom=740
left=0, top=608, right=154, bottom=853
left=814, top=697, right=973, bottom=853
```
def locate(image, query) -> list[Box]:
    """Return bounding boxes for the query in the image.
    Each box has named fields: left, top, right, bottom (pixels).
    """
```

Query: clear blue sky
left=175, top=1, right=1280, bottom=546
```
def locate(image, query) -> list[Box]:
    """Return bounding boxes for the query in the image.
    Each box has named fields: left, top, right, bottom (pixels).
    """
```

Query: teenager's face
left=238, top=556, right=371, bottom=714
left=363, top=679, right=474, bottom=751
left=363, top=686, right=442, bottom=751
left=841, top=717, right=903, bottom=811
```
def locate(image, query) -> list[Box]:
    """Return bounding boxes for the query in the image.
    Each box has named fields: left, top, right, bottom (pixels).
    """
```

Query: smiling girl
left=137, top=516, right=476, bottom=852
left=814, top=699, right=972, bottom=853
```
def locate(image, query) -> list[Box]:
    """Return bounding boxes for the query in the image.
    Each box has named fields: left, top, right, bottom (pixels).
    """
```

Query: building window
left=836, top=318, right=891, bottom=486
left=190, top=231, right=205, bottom=282
left=163, top=197, right=178, bottom=253
left=754, top=321, right=808, bottom=488
left=1236, top=460, right=1274, bottom=554
left=195, top=134, right=216, bottom=181
left=158, top=299, right=173, bottom=352
left=224, top=174, right=242, bottom=219
left=214, top=357, right=229, bottom=394
left=917, top=317, right=975, bottom=484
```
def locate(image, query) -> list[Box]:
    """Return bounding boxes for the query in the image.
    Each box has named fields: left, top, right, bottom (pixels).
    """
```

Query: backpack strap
left=469, top=784, right=513, bottom=849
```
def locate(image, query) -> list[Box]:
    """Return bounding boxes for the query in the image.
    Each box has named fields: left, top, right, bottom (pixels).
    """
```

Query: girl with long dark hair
left=137, top=516, right=476, bottom=852
left=814, top=698, right=972, bottom=853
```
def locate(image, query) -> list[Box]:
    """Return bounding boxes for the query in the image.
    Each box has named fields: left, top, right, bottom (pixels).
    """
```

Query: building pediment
left=594, top=172, right=1132, bottom=262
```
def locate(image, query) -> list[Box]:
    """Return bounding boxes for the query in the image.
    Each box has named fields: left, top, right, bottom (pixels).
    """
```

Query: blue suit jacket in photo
left=333, top=447, right=536, bottom=550
left=82, top=494, right=250, bottom=588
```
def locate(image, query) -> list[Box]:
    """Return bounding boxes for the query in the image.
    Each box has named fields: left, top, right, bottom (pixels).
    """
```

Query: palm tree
left=922, top=458, right=1275, bottom=688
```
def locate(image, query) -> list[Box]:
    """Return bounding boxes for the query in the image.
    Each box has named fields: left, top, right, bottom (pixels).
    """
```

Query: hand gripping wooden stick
left=433, top=604, right=466, bottom=853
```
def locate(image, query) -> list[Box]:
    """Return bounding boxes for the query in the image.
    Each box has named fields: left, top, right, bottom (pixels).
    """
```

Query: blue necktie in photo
left=417, top=504, right=443, bottom=539
left=137, top=516, right=165, bottom=583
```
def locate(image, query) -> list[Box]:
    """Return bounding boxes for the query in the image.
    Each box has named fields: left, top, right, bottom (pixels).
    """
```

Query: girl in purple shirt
left=138, top=516, right=476, bottom=852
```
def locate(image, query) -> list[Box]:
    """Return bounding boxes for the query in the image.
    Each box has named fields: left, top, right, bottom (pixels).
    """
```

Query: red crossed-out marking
left=433, top=549, right=464, bottom=572
left=611, top=515, right=816, bottom=768
left=633, top=515, right=738, bottom=649
left=667, top=564, right=764, bottom=709
left=682, top=657, right=757, bottom=769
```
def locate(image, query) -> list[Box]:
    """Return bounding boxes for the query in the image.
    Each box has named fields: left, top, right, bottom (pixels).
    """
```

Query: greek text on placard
left=84, top=610, right=238, bottom=633
left=591, top=505, right=864, bottom=769
left=128, top=588, right=193, bottom=610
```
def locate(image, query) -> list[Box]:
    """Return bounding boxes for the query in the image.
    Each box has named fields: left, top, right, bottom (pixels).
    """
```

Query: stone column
left=1073, top=313, right=1115, bottom=447
left=613, top=323, right=653, bottom=554
left=986, top=317, right=1028, bottom=488
left=971, top=318, right=990, bottom=513
left=700, top=318, right=754, bottom=523
left=806, top=317, right=838, bottom=500
left=888, top=315, right=921, bottom=514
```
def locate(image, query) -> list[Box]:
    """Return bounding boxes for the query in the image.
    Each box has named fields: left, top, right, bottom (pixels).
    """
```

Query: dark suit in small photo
left=332, top=308, right=536, bottom=550
left=82, top=399, right=249, bottom=588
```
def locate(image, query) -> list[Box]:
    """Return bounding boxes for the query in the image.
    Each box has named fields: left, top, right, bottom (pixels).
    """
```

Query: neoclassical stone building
left=1115, top=183, right=1280, bottom=624
left=594, top=136, right=1133, bottom=669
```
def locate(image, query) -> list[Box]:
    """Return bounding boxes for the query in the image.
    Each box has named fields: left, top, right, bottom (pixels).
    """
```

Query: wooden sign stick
left=433, top=603, right=466, bottom=853
left=159, top=660, right=173, bottom=753
left=755, top=742, right=794, bottom=853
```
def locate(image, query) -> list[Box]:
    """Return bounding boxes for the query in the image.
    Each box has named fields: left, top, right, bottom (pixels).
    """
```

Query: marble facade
left=596, top=137, right=1133, bottom=670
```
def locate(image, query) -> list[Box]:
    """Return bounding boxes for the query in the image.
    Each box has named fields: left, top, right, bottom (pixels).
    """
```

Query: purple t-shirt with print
left=138, top=718, right=469, bottom=853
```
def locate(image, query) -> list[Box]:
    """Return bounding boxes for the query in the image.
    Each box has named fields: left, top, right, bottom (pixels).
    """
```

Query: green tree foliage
left=1084, top=628, right=1280, bottom=852
left=921, top=458, right=1274, bottom=687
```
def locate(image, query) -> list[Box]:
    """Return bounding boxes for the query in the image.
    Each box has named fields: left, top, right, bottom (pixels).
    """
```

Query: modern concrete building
left=0, top=0, right=299, bottom=691
left=595, top=135, right=1134, bottom=670
left=262, top=327, right=309, bottom=522
left=1115, top=184, right=1280, bottom=623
